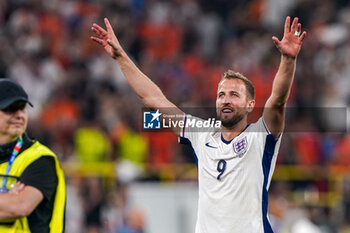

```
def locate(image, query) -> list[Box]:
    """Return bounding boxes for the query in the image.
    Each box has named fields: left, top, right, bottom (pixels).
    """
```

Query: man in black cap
left=0, top=79, right=66, bottom=233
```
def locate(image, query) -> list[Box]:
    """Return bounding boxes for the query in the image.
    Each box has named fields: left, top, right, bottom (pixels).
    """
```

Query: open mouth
left=221, top=107, right=234, bottom=113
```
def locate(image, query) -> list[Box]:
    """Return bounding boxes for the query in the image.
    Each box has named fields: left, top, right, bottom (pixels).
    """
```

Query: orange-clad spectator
left=37, top=11, right=64, bottom=54
left=181, top=53, right=205, bottom=77
left=294, top=133, right=322, bottom=165
left=75, top=0, right=101, bottom=18
left=40, top=97, right=79, bottom=130
left=333, top=134, right=350, bottom=165
left=145, top=131, right=177, bottom=169
left=138, top=21, right=183, bottom=60
left=39, top=96, right=80, bottom=160
left=203, top=65, right=224, bottom=102
left=245, top=65, right=275, bottom=107
left=247, top=0, right=266, bottom=24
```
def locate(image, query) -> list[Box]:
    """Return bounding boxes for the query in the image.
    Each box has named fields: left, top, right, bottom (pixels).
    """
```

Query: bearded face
left=216, top=79, right=254, bottom=129
left=217, top=105, right=245, bottom=128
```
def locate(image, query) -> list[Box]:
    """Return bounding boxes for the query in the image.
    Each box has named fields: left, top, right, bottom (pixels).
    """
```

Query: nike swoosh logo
left=205, top=143, right=218, bottom=149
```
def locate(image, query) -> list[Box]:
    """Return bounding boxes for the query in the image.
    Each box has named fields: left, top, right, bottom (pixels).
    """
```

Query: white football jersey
left=179, top=115, right=281, bottom=233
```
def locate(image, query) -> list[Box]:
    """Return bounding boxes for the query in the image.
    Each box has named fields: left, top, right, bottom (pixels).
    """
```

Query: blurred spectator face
left=216, top=79, right=253, bottom=128
left=0, top=101, right=28, bottom=143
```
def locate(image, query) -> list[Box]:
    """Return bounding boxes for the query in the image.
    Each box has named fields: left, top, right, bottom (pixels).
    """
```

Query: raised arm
left=263, top=16, right=306, bottom=138
left=91, top=18, right=183, bottom=136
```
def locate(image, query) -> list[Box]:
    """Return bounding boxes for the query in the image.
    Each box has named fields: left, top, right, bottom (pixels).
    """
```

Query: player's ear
left=246, top=99, right=255, bottom=113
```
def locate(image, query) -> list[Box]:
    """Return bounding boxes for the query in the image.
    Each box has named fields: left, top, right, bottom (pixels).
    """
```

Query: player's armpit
left=144, top=96, right=185, bottom=137
left=262, top=98, right=285, bottom=138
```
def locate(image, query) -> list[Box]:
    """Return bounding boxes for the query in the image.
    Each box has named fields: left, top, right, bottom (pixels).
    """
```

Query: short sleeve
left=178, top=114, right=202, bottom=148
left=19, top=156, right=58, bottom=201
left=250, top=117, right=280, bottom=139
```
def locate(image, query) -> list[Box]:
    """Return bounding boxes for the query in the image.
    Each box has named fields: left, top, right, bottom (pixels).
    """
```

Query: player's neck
left=221, top=118, right=247, bottom=141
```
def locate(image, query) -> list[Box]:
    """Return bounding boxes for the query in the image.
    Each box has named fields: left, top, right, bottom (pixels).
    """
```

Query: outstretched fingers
left=294, top=22, right=307, bottom=42
left=90, top=18, right=123, bottom=59
left=104, top=18, right=114, bottom=35
left=107, top=39, right=122, bottom=59
left=92, top=23, right=107, bottom=37
left=90, top=36, right=104, bottom=45
left=299, top=31, right=307, bottom=41
left=290, top=17, right=299, bottom=34
left=297, top=23, right=301, bottom=35
left=272, top=36, right=280, bottom=46
left=284, top=16, right=291, bottom=34
left=107, top=39, right=117, bottom=49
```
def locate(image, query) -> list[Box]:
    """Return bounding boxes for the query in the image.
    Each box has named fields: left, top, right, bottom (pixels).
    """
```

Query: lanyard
left=1, top=136, right=23, bottom=190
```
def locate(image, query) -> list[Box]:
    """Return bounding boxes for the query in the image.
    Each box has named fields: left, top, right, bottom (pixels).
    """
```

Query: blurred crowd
left=1, top=0, right=350, bottom=232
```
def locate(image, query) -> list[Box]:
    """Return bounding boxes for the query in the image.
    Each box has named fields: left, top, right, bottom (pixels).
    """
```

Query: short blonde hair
left=219, top=70, right=255, bottom=99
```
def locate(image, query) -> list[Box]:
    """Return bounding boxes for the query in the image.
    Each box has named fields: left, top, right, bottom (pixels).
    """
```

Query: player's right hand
left=91, top=18, right=124, bottom=59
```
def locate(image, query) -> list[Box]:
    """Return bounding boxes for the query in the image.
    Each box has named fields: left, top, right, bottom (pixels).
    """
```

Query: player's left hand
left=272, top=16, right=307, bottom=59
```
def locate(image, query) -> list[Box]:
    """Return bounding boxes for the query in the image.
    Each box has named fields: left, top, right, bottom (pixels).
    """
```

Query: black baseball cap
left=0, top=79, right=33, bottom=110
